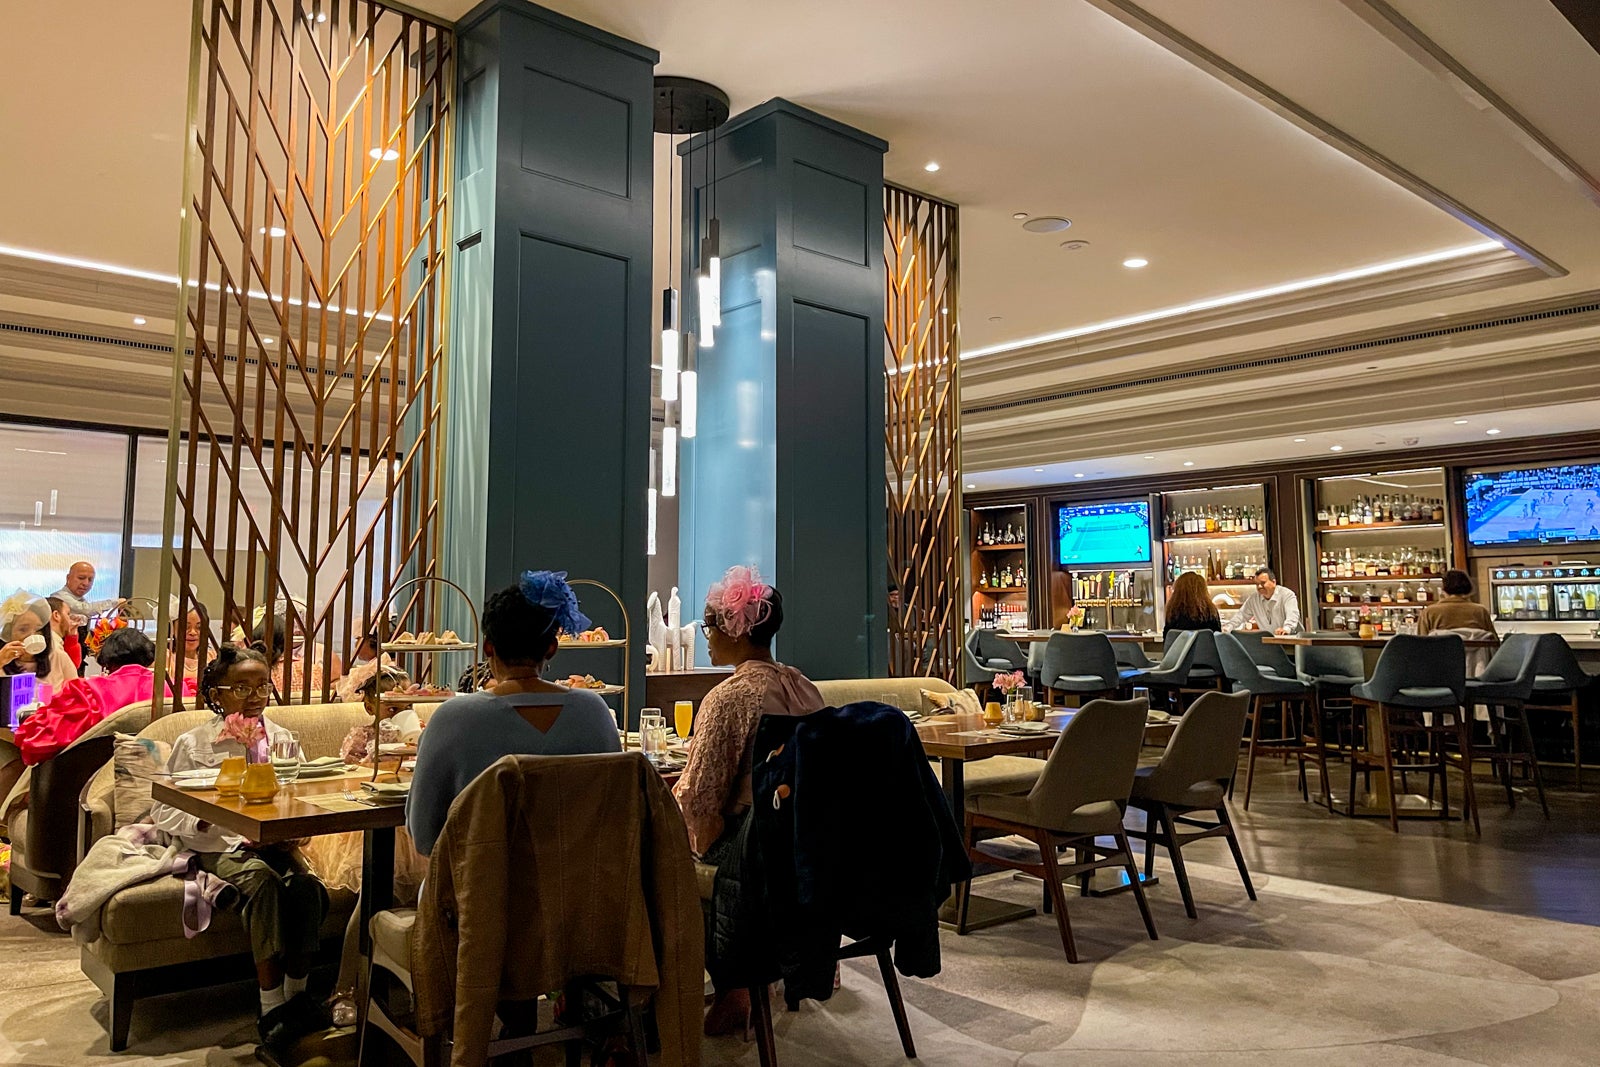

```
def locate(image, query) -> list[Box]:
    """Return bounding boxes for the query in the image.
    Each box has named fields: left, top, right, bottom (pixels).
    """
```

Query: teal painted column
left=442, top=1, right=656, bottom=720
left=678, top=100, right=888, bottom=680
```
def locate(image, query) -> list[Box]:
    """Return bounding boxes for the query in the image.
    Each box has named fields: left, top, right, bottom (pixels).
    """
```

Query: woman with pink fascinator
left=672, top=565, right=824, bottom=1036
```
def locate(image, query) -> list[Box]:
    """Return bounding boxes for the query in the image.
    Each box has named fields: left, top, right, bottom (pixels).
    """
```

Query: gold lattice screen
left=884, top=186, right=962, bottom=681
left=156, top=0, right=453, bottom=707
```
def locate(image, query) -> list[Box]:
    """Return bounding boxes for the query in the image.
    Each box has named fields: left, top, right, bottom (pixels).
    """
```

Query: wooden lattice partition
left=155, top=0, right=453, bottom=708
left=884, top=185, right=962, bottom=681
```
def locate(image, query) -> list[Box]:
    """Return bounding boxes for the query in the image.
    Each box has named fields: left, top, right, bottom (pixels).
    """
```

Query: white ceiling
left=2, top=0, right=1598, bottom=484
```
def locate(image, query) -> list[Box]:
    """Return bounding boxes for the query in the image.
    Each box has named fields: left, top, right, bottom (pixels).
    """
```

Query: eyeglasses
left=217, top=683, right=274, bottom=700
left=698, top=622, right=717, bottom=638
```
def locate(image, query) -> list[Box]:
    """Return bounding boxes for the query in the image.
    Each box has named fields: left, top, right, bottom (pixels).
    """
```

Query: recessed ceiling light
left=1293, top=437, right=1307, bottom=443
left=370, top=148, right=400, bottom=161
left=258, top=226, right=287, bottom=237
left=940, top=307, right=948, bottom=315
left=1061, top=240, right=1090, bottom=251
left=1486, top=427, right=1501, bottom=435
left=965, top=483, right=976, bottom=490
left=1022, top=216, right=1072, bottom=233
left=1074, top=473, right=1085, bottom=478
left=1012, top=212, right=1029, bottom=220
left=307, top=11, right=327, bottom=23
left=1453, top=419, right=1469, bottom=425
left=1182, top=461, right=1195, bottom=467
left=132, top=316, right=146, bottom=325
left=924, top=161, right=940, bottom=173
left=1143, top=454, right=1155, bottom=460
left=1034, top=467, right=1044, bottom=472
left=1329, top=445, right=1344, bottom=452
left=1122, top=257, right=1149, bottom=269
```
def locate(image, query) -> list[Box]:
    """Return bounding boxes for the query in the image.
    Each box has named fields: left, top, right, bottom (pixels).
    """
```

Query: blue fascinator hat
left=518, top=570, right=592, bottom=637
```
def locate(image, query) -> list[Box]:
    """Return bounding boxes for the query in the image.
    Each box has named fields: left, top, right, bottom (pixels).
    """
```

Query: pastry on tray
left=439, top=629, right=461, bottom=643
left=394, top=631, right=416, bottom=644
left=563, top=674, right=607, bottom=690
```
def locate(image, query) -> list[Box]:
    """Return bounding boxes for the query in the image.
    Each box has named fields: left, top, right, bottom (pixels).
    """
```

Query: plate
left=177, top=778, right=218, bottom=791
left=295, top=763, right=352, bottom=779
left=997, top=722, right=1050, bottom=735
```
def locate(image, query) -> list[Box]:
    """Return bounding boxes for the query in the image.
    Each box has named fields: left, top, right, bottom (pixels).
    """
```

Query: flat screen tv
left=1462, top=462, right=1600, bottom=547
left=1056, top=501, right=1152, bottom=566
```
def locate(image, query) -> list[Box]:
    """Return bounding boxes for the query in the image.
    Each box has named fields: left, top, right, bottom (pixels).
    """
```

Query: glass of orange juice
left=674, top=700, right=694, bottom=741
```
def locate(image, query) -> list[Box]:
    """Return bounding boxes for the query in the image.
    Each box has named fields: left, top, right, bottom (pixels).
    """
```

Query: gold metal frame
left=155, top=0, right=455, bottom=712
left=884, top=185, right=963, bottom=682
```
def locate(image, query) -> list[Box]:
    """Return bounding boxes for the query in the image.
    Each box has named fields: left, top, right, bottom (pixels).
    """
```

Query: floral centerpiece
left=220, top=712, right=270, bottom=763
left=1061, top=606, right=1087, bottom=632
left=992, top=670, right=1026, bottom=697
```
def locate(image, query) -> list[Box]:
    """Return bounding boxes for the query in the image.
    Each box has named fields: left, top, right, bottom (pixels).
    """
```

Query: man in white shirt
left=50, top=561, right=124, bottom=625
left=1225, top=567, right=1302, bottom=635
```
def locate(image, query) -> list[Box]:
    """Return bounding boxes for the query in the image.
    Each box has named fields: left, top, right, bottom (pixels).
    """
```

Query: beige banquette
left=79, top=700, right=374, bottom=1050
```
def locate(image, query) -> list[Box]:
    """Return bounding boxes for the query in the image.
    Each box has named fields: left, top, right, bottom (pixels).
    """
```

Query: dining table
left=151, top=769, right=406, bottom=953
left=915, top=708, right=1174, bottom=929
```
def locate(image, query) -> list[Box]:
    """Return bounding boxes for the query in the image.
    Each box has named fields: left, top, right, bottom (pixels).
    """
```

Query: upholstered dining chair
left=1126, top=630, right=1198, bottom=713
left=1215, top=633, right=1327, bottom=811
left=1126, top=690, right=1255, bottom=918
left=1350, top=634, right=1477, bottom=834
left=1039, top=632, right=1123, bottom=708
left=955, top=697, right=1157, bottom=963
left=1464, top=633, right=1547, bottom=817
left=1231, top=630, right=1295, bottom=676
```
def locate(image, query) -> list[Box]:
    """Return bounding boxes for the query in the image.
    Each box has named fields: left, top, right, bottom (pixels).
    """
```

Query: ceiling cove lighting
left=962, top=241, right=1503, bottom=360
left=0, top=244, right=395, bottom=323
left=1122, top=257, right=1149, bottom=269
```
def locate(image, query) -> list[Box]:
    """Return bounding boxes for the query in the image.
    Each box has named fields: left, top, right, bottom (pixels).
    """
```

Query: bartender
left=1224, top=567, right=1302, bottom=635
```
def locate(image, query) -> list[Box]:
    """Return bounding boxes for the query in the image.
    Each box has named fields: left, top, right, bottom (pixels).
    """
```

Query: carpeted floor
left=4, top=767, right=1599, bottom=1065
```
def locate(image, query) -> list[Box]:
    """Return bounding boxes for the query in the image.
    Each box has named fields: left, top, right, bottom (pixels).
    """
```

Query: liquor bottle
left=1556, top=585, right=1572, bottom=615
left=1415, top=582, right=1429, bottom=604
left=1536, top=584, right=1551, bottom=616
left=1018, top=521, right=1026, bottom=543
left=1431, top=498, right=1444, bottom=521
left=1324, top=584, right=1335, bottom=604
left=1317, top=500, right=1329, bottom=524
left=1584, top=585, right=1598, bottom=612
left=1379, top=585, right=1393, bottom=605
left=1396, top=582, right=1409, bottom=603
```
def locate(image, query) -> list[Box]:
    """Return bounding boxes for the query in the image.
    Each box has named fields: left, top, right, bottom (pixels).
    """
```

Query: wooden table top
left=1264, top=633, right=1501, bottom=649
left=914, top=710, right=1170, bottom=760
left=151, top=773, right=407, bottom=846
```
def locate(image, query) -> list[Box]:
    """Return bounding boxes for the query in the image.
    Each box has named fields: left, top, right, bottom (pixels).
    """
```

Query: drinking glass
left=674, top=701, right=694, bottom=740
left=271, top=734, right=301, bottom=784
left=639, top=710, right=665, bottom=755
left=879, top=692, right=902, bottom=713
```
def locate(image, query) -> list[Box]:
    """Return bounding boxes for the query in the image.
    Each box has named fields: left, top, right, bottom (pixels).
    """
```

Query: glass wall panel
left=0, top=421, right=127, bottom=604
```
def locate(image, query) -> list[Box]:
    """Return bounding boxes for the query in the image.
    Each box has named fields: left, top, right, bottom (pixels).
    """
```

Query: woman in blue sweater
left=406, top=571, right=620, bottom=856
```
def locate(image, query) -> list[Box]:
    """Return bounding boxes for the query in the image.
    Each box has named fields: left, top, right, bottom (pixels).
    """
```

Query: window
left=0, top=421, right=128, bottom=603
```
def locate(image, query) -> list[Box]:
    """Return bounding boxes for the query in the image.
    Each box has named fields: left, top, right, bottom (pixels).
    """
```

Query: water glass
left=639, top=710, right=665, bottom=755
left=271, top=734, right=301, bottom=784
left=879, top=692, right=902, bottom=713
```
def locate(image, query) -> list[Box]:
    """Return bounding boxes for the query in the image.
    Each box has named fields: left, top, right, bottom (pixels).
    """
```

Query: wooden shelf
left=1319, top=576, right=1442, bottom=584
left=380, top=691, right=453, bottom=705
left=1161, top=530, right=1265, bottom=542
left=1314, top=521, right=1444, bottom=533
left=558, top=639, right=626, bottom=649
left=1074, top=598, right=1145, bottom=607
left=976, top=586, right=1029, bottom=595
left=382, top=642, right=474, bottom=653
left=975, top=543, right=1028, bottom=552
left=1319, top=601, right=1425, bottom=609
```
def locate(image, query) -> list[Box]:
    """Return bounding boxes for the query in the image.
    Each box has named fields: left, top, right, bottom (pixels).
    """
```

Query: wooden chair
left=954, top=697, right=1157, bottom=962
left=694, top=861, right=915, bottom=1066
left=1126, top=691, right=1256, bottom=918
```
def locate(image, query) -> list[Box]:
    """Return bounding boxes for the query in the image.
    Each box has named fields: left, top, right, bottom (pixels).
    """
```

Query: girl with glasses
left=149, top=643, right=331, bottom=1057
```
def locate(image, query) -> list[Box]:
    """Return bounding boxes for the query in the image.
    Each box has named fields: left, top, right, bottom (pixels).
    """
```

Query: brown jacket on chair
left=411, top=753, right=704, bottom=1067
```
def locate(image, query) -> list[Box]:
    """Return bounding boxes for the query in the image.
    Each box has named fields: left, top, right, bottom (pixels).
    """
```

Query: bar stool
left=1231, top=630, right=1296, bottom=676
left=1126, top=630, right=1198, bottom=714
left=1525, top=634, right=1595, bottom=788
left=1296, top=643, right=1367, bottom=761
left=1176, top=630, right=1228, bottom=710
left=1216, top=633, right=1327, bottom=810
left=1463, top=633, right=1548, bottom=817
left=1350, top=634, right=1478, bottom=834
left=1040, top=632, right=1122, bottom=708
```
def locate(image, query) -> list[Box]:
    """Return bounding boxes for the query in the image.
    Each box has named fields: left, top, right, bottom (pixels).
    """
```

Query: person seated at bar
left=14, top=628, right=197, bottom=764
left=149, top=644, right=330, bottom=1054
left=1, top=593, right=78, bottom=695
left=45, top=597, right=84, bottom=672
left=1162, top=570, right=1222, bottom=639
left=1223, top=567, right=1303, bottom=635
left=406, top=570, right=621, bottom=857
left=1417, top=569, right=1497, bottom=637
left=672, top=566, right=824, bottom=1035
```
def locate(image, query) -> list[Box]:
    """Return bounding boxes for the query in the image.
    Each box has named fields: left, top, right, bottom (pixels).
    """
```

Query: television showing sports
left=1056, top=501, right=1152, bottom=566
left=1463, top=462, right=1600, bottom=546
